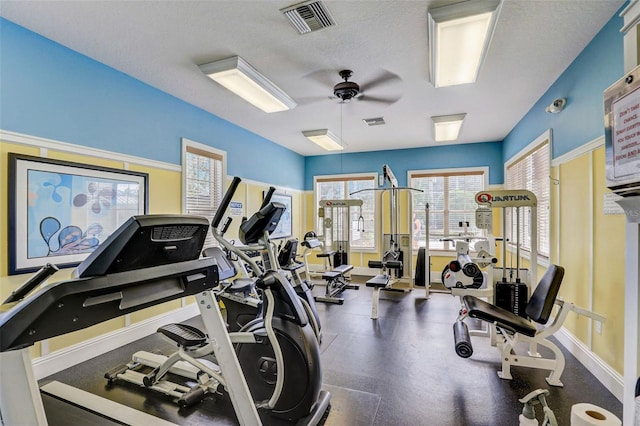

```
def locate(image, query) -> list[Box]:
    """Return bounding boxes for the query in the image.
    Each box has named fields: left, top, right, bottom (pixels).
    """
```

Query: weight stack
left=333, top=251, right=348, bottom=267
left=495, top=282, right=528, bottom=318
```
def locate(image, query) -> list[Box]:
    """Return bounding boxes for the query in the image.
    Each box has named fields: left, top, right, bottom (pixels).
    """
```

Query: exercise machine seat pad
left=463, top=296, right=537, bottom=337
left=463, top=264, right=565, bottom=337
left=525, top=264, right=565, bottom=324
left=333, top=264, right=353, bottom=274
left=316, top=251, right=336, bottom=258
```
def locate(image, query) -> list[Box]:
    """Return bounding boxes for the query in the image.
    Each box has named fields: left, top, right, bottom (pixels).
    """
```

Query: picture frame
left=8, top=153, right=149, bottom=274
left=264, top=191, right=292, bottom=239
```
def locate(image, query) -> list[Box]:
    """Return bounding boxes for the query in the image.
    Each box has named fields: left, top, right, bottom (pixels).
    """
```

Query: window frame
left=181, top=138, right=227, bottom=248
left=409, top=166, right=488, bottom=255
left=314, top=172, right=378, bottom=253
left=504, top=129, right=551, bottom=264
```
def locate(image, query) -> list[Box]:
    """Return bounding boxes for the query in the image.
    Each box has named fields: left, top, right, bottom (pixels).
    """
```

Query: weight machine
left=452, top=190, right=606, bottom=386
left=351, top=164, right=423, bottom=319
left=313, top=199, right=362, bottom=303
left=318, top=198, right=364, bottom=267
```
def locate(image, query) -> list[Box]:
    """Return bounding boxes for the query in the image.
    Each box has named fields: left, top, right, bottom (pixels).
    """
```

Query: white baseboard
left=555, top=327, right=624, bottom=402
left=32, top=304, right=200, bottom=380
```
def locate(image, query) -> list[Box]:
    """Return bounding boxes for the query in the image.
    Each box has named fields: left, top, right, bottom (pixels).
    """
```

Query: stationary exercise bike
left=107, top=177, right=329, bottom=424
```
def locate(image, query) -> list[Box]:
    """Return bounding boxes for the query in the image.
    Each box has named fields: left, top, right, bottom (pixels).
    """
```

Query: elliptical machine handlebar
left=212, top=176, right=242, bottom=230
left=261, top=186, right=276, bottom=209
left=221, top=216, right=233, bottom=236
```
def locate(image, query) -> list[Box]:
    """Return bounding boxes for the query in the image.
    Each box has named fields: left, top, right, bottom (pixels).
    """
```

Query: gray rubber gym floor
left=41, top=278, right=622, bottom=425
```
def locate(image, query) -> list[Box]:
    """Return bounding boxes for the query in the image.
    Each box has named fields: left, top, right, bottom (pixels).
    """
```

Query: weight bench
left=315, top=264, right=358, bottom=304
left=366, top=259, right=405, bottom=319
left=456, top=264, right=606, bottom=386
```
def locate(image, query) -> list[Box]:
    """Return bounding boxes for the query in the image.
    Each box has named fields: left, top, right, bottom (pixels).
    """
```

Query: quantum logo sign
left=476, top=193, right=492, bottom=204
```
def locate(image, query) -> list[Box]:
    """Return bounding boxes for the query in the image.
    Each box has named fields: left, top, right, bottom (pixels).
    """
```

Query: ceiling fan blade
left=357, top=94, right=401, bottom=105
left=302, top=69, right=337, bottom=88
left=360, top=69, right=401, bottom=91
left=296, top=95, right=334, bottom=105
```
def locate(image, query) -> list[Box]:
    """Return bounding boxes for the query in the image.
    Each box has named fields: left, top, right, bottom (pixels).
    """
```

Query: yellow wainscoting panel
left=591, top=147, right=625, bottom=373
left=129, top=165, right=181, bottom=215
left=558, top=153, right=594, bottom=344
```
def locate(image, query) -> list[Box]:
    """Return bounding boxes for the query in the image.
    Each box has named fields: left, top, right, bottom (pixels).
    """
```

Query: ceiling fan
left=331, top=69, right=401, bottom=104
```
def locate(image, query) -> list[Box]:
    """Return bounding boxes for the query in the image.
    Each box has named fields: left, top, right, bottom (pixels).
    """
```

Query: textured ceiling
left=0, top=0, right=625, bottom=156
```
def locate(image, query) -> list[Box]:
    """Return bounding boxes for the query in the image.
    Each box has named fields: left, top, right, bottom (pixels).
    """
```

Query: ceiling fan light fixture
left=432, top=114, right=466, bottom=142
left=428, top=0, right=502, bottom=88
left=303, top=129, right=344, bottom=151
left=199, top=56, right=296, bottom=113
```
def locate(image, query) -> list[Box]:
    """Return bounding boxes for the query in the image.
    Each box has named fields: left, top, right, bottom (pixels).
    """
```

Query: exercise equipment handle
left=261, top=186, right=276, bottom=209
left=212, top=176, right=241, bottom=229
left=220, top=216, right=232, bottom=237
left=4, top=263, right=59, bottom=304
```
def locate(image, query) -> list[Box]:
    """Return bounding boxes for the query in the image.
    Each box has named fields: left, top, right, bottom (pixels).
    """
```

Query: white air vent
left=363, top=117, right=385, bottom=126
left=281, top=1, right=336, bottom=34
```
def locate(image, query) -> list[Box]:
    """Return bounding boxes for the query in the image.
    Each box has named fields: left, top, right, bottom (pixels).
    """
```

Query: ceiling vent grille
left=363, top=117, right=385, bottom=126
left=281, top=1, right=336, bottom=34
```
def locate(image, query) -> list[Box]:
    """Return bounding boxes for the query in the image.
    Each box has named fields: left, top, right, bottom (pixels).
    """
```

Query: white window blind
left=410, top=170, right=485, bottom=250
left=505, top=141, right=550, bottom=258
left=315, top=175, right=376, bottom=250
left=184, top=144, right=224, bottom=248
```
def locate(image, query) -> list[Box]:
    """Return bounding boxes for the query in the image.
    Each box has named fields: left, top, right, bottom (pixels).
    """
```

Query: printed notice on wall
left=612, top=88, right=640, bottom=178
left=229, top=201, right=243, bottom=216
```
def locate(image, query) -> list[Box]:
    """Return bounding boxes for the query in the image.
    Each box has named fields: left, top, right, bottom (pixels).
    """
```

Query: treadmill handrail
left=0, top=256, right=229, bottom=352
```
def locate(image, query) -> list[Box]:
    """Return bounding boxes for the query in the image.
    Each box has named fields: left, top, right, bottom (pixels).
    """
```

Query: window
left=315, top=174, right=376, bottom=250
left=505, top=132, right=550, bottom=258
left=410, top=169, right=486, bottom=251
left=182, top=139, right=226, bottom=248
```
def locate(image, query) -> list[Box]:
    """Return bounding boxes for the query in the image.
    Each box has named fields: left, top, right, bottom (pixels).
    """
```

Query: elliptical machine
left=106, top=177, right=330, bottom=424
left=209, top=188, right=321, bottom=340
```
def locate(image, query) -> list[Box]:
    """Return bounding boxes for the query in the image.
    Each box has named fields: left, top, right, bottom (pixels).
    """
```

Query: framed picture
left=8, top=153, right=148, bottom=274
left=264, top=191, right=292, bottom=239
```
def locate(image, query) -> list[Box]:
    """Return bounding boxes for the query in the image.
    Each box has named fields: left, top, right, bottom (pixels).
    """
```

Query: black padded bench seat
left=366, top=274, right=390, bottom=288
left=322, top=264, right=353, bottom=280
left=463, top=296, right=537, bottom=337
left=316, top=251, right=336, bottom=258
left=333, top=264, right=353, bottom=274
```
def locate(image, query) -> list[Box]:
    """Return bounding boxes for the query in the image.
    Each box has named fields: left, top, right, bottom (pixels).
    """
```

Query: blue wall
left=304, top=141, right=503, bottom=189
left=503, top=8, right=624, bottom=161
left=0, top=18, right=305, bottom=189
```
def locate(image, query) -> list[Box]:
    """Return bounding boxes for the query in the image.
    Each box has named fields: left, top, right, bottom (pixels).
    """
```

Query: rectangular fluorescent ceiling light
left=428, top=0, right=502, bottom=88
left=432, top=114, right=466, bottom=142
left=303, top=129, right=344, bottom=151
left=199, top=56, right=296, bottom=113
